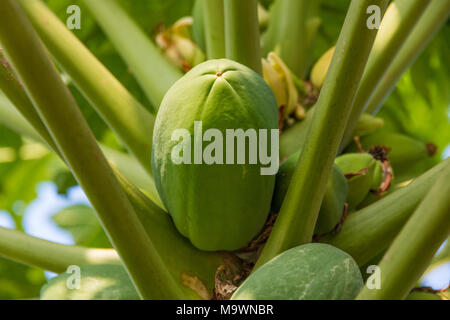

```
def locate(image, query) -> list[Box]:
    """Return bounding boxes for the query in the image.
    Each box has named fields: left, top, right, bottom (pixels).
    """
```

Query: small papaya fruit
left=353, top=130, right=436, bottom=167
left=272, top=150, right=348, bottom=234
left=231, top=243, right=363, bottom=300
left=40, top=264, right=139, bottom=300
left=152, top=59, right=279, bottom=251
left=335, top=153, right=380, bottom=210
left=351, top=113, right=385, bottom=138
left=346, top=130, right=437, bottom=182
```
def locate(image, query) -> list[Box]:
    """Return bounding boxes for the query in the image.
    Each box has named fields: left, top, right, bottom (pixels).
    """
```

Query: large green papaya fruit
left=41, top=264, right=139, bottom=300
left=231, top=243, right=363, bottom=300
left=272, top=150, right=348, bottom=235
left=152, top=59, right=279, bottom=251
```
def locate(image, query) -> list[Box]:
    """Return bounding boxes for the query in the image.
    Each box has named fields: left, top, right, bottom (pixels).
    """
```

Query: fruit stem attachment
left=0, top=227, right=120, bottom=273
left=203, top=0, right=226, bottom=59
left=0, top=0, right=183, bottom=299
left=255, top=0, right=389, bottom=269
left=356, top=161, right=450, bottom=300
left=224, top=0, right=262, bottom=74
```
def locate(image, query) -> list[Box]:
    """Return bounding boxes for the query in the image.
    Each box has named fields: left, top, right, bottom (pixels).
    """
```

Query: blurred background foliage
left=0, top=0, right=448, bottom=299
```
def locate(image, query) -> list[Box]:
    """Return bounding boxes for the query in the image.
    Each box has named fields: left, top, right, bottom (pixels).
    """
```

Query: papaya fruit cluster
left=149, top=55, right=438, bottom=299
left=42, top=46, right=439, bottom=301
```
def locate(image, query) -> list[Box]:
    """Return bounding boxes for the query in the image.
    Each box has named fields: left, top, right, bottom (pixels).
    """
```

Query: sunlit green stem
left=0, top=49, right=59, bottom=153
left=0, top=227, right=120, bottom=273
left=0, top=0, right=182, bottom=299
left=0, top=93, right=162, bottom=206
left=81, top=0, right=182, bottom=112
left=203, top=0, right=226, bottom=59
left=255, top=0, right=389, bottom=268
left=19, top=0, right=155, bottom=174
left=116, top=171, right=224, bottom=299
left=342, top=0, right=431, bottom=147
left=357, top=161, right=450, bottom=300
left=0, top=93, right=218, bottom=299
left=323, top=158, right=449, bottom=266
left=366, top=0, right=450, bottom=114
left=224, top=0, right=262, bottom=74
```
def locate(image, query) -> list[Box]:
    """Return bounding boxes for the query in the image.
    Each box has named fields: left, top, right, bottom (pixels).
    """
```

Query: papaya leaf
left=52, top=204, right=112, bottom=248
left=0, top=154, right=57, bottom=216
left=0, top=257, right=45, bottom=300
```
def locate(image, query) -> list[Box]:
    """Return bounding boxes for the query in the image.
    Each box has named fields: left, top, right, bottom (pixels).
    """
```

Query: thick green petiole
left=203, top=0, right=226, bottom=59
left=262, top=0, right=321, bottom=79
left=255, top=0, right=389, bottom=268
left=81, top=0, right=182, bottom=112
left=0, top=227, right=120, bottom=273
left=0, top=92, right=162, bottom=206
left=224, top=0, right=262, bottom=74
left=357, top=161, right=450, bottom=300
left=342, top=0, right=432, bottom=147
left=366, top=0, right=450, bottom=115
left=0, top=0, right=182, bottom=299
left=0, top=49, right=59, bottom=153
left=19, top=0, right=156, bottom=175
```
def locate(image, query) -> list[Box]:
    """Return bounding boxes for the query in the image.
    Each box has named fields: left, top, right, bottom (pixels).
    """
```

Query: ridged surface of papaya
left=152, top=59, right=278, bottom=251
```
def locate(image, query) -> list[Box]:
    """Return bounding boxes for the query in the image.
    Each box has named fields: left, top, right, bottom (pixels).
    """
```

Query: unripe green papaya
left=152, top=59, right=278, bottom=251
left=231, top=243, right=363, bottom=300
left=272, top=150, right=348, bottom=234
left=346, top=130, right=437, bottom=182
left=335, top=153, right=379, bottom=210
left=40, top=264, right=139, bottom=300
left=355, top=130, right=435, bottom=167
left=371, top=159, right=384, bottom=190
left=351, top=113, right=385, bottom=138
